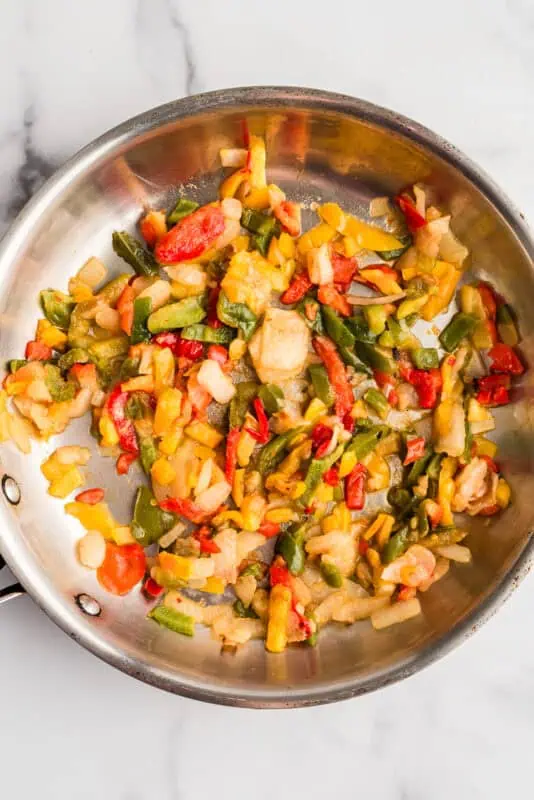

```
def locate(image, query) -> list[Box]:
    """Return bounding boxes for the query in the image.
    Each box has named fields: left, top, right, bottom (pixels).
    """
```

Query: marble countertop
left=1, top=1, right=534, bottom=797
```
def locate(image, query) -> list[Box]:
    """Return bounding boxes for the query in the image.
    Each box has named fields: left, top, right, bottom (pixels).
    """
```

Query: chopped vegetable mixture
left=2, top=136, right=522, bottom=652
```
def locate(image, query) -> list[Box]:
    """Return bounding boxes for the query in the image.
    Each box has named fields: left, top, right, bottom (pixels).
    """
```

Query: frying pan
left=0, top=87, right=533, bottom=708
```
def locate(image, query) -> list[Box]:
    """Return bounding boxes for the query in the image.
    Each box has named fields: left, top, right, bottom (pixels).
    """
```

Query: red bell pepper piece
left=75, top=488, right=105, bottom=505
left=478, top=374, right=511, bottom=392
left=477, top=282, right=497, bottom=321
left=317, top=284, right=351, bottom=317
left=206, top=286, right=222, bottom=328
left=273, top=201, right=301, bottom=237
left=152, top=332, right=204, bottom=361
left=70, top=363, right=98, bottom=392
left=402, top=367, right=442, bottom=409
left=342, top=412, right=355, bottom=433
left=395, top=194, right=427, bottom=232
left=488, top=343, right=524, bottom=376
left=259, top=520, right=281, bottom=538
left=403, top=437, right=426, bottom=466
left=345, top=463, right=367, bottom=510
left=106, top=386, right=139, bottom=454
left=323, top=466, right=340, bottom=486
left=475, top=374, right=511, bottom=406
left=207, top=344, right=228, bottom=366
left=331, top=251, right=358, bottom=289
left=159, top=496, right=207, bottom=524
left=374, top=370, right=399, bottom=407
left=280, top=270, right=313, bottom=304
left=224, top=427, right=241, bottom=485
left=492, top=386, right=510, bottom=405
left=97, top=542, right=146, bottom=596
left=143, top=577, right=164, bottom=598
left=269, top=560, right=292, bottom=588
left=154, top=205, right=225, bottom=264
left=245, top=398, right=270, bottom=444
left=313, top=336, right=354, bottom=419
left=194, top=525, right=221, bottom=554
left=358, top=538, right=369, bottom=555
left=25, top=340, right=52, bottom=361
left=311, top=423, right=333, bottom=457
left=426, top=502, right=443, bottom=529
left=116, top=452, right=137, bottom=475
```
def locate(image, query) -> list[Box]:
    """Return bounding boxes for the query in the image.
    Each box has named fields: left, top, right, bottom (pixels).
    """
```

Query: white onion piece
left=413, top=184, right=426, bottom=218
left=369, top=197, right=390, bottom=217
left=220, top=148, right=247, bottom=168
left=439, top=229, right=469, bottom=266
left=221, top=197, right=242, bottom=220
left=347, top=292, right=406, bottom=305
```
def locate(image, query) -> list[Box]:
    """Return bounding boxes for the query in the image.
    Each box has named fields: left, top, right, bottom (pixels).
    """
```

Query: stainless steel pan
left=1, top=87, right=533, bottom=708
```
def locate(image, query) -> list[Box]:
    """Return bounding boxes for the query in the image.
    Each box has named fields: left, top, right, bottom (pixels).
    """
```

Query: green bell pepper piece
left=354, top=342, right=395, bottom=373
left=322, top=306, right=355, bottom=349
left=345, top=316, right=377, bottom=343
left=405, top=449, right=432, bottom=486
left=125, top=392, right=151, bottom=420
left=387, top=487, right=412, bottom=510
left=382, top=527, right=410, bottom=563
left=89, top=336, right=130, bottom=387
left=333, top=484, right=345, bottom=502
left=363, top=388, right=390, bottom=419
left=439, top=312, right=478, bottom=353
left=364, top=305, right=388, bottom=336
left=181, top=324, right=234, bottom=344
left=229, top=381, right=259, bottom=429
left=148, top=605, right=195, bottom=637
left=308, top=363, right=334, bottom=407
left=119, top=356, right=140, bottom=381
left=463, top=407, right=473, bottom=465
left=166, top=197, right=199, bottom=226
left=426, top=453, right=443, bottom=480
left=139, top=436, right=158, bottom=474
left=233, top=599, right=259, bottom=619
left=44, top=364, right=76, bottom=402
left=411, top=347, right=439, bottom=370
left=320, top=560, right=343, bottom=588
left=345, top=427, right=386, bottom=460
left=112, top=231, right=159, bottom=277
left=8, top=359, right=27, bottom=373
left=147, top=296, right=206, bottom=333
left=306, top=610, right=318, bottom=646
left=96, top=274, right=131, bottom=306
left=131, top=296, right=152, bottom=344
left=297, top=297, right=324, bottom=335
left=57, top=348, right=90, bottom=372
left=67, top=305, right=93, bottom=349
left=256, top=426, right=308, bottom=476
left=216, top=291, right=258, bottom=341
left=258, top=384, right=284, bottom=415
left=132, top=486, right=176, bottom=546
left=240, top=561, right=267, bottom=580
left=297, top=443, right=345, bottom=509
left=40, top=290, right=75, bottom=330
left=276, top=523, right=307, bottom=575
left=240, top=208, right=280, bottom=256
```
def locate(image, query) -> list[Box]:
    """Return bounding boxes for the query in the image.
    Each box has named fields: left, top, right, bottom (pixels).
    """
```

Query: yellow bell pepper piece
left=396, top=294, right=429, bottom=320
left=71, top=283, right=94, bottom=303
left=474, top=436, right=497, bottom=459
left=151, top=457, right=176, bottom=486
left=154, top=387, right=182, bottom=437
left=297, top=222, right=336, bottom=255
left=314, top=483, right=334, bottom=504
left=158, top=552, right=193, bottom=581
left=290, top=481, right=306, bottom=500
left=212, top=509, right=244, bottom=528
left=278, top=232, right=296, bottom=259
left=232, top=468, right=245, bottom=508
left=319, top=202, right=404, bottom=252
left=248, top=135, right=266, bottom=189
left=264, top=507, right=295, bottom=525
left=221, top=251, right=272, bottom=316
left=48, top=466, right=85, bottom=499
left=279, top=440, right=312, bottom=477
left=364, top=512, right=393, bottom=542
left=438, top=457, right=457, bottom=525
left=65, top=501, right=118, bottom=538
left=232, top=234, right=250, bottom=252
left=158, top=425, right=183, bottom=455
left=241, top=494, right=266, bottom=531
left=243, top=187, right=270, bottom=209
left=496, top=478, right=511, bottom=510
left=343, top=236, right=359, bottom=257
left=362, top=453, right=390, bottom=492
left=194, top=444, right=216, bottom=461
left=421, top=262, right=461, bottom=321
left=112, top=525, right=136, bottom=545
left=185, top=421, right=223, bottom=449
left=36, top=319, right=68, bottom=350
left=99, top=414, right=119, bottom=447
left=339, top=451, right=357, bottom=478
left=467, top=397, right=494, bottom=425
left=219, top=168, right=249, bottom=199
left=229, top=338, right=247, bottom=361
left=203, top=576, right=226, bottom=594
left=266, top=584, right=291, bottom=653
left=322, top=501, right=351, bottom=534
left=359, top=268, right=402, bottom=295
left=41, top=453, right=66, bottom=482
left=304, top=397, right=327, bottom=422
left=5, top=380, right=28, bottom=396
left=153, top=347, right=175, bottom=397
left=237, top=429, right=256, bottom=467
left=121, top=375, right=154, bottom=393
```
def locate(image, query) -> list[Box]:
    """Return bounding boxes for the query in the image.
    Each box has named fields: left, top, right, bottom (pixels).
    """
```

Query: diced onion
left=158, top=522, right=186, bottom=550
left=413, top=184, right=426, bottom=218
left=196, top=481, right=232, bottom=513
left=195, top=458, right=213, bottom=496
left=439, top=229, right=469, bottom=266
left=77, top=257, right=107, bottom=289
left=435, top=544, right=472, bottom=564
left=138, top=279, right=171, bottom=311
left=307, top=243, right=333, bottom=285
left=77, top=531, right=106, bottom=569
left=369, top=197, right=390, bottom=217
left=214, top=218, right=241, bottom=251
left=415, top=215, right=450, bottom=259
left=95, top=306, right=121, bottom=333
left=221, top=198, right=242, bottom=220
left=371, top=597, right=421, bottom=630
left=220, top=148, right=247, bottom=168
left=55, top=445, right=91, bottom=465
left=197, top=359, right=236, bottom=404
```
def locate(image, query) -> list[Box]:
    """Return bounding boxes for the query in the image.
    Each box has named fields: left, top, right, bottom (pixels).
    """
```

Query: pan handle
left=0, top=554, right=25, bottom=605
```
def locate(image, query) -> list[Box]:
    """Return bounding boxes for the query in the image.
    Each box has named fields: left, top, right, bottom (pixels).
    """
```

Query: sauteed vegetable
left=2, top=136, right=523, bottom=652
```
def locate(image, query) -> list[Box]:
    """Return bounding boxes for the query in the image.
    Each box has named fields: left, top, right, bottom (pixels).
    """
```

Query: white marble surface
left=1, top=1, right=534, bottom=797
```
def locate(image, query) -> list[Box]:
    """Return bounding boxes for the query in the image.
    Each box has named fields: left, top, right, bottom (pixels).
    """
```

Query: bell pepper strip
left=143, top=576, right=165, bottom=598
left=374, top=370, right=398, bottom=406
left=116, top=452, right=137, bottom=475
left=229, top=381, right=259, bottom=429
left=318, top=284, right=351, bottom=317
left=331, top=251, right=358, bottom=289
left=257, top=384, right=284, bottom=415
left=477, top=282, right=498, bottom=321
left=411, top=348, right=439, bottom=371
left=131, top=296, right=152, bottom=345
left=280, top=270, right=313, bottom=304
left=245, top=397, right=270, bottom=444
left=311, top=423, right=334, bottom=457
left=206, top=286, right=223, bottom=328
left=106, top=386, right=139, bottom=454
left=323, top=466, right=340, bottom=486
left=25, top=340, right=52, bottom=361
left=276, top=526, right=307, bottom=575
left=116, top=284, right=135, bottom=335
left=496, top=304, right=519, bottom=347
left=297, top=443, right=345, bottom=509
left=355, top=342, right=394, bottom=374
left=154, top=205, right=225, bottom=264
left=342, top=412, right=355, bottom=433
left=273, top=200, right=301, bottom=237
left=439, top=312, right=479, bottom=353
left=148, top=606, right=195, bottom=636
left=97, top=542, right=146, bottom=596
left=158, top=496, right=207, bottom=525
left=193, top=525, right=221, bottom=554
left=363, top=388, right=390, bottom=419
left=259, top=520, right=281, bottom=538
left=167, top=197, right=199, bottom=226
left=152, top=332, right=204, bottom=361
left=256, top=426, right=308, bottom=476
left=225, top=427, right=241, bottom=484
left=488, top=343, right=524, bottom=376
left=358, top=538, right=369, bottom=556
left=401, top=366, right=442, bottom=409
left=313, top=336, right=354, bottom=419
left=308, top=363, right=334, bottom=407
left=345, top=463, right=367, bottom=510
left=75, top=488, right=105, bottom=505
left=395, top=194, right=427, bottom=232
left=207, top=344, right=228, bottom=366
left=403, top=437, right=426, bottom=466
left=269, top=559, right=293, bottom=589
left=112, top=231, right=159, bottom=277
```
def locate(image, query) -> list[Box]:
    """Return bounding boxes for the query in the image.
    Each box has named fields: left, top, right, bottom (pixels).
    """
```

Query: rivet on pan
left=2, top=475, right=21, bottom=506
left=75, top=593, right=101, bottom=617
